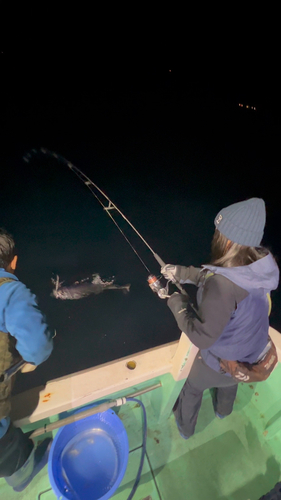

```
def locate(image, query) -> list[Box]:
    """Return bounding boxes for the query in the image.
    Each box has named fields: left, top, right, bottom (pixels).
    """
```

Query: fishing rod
left=23, top=148, right=201, bottom=319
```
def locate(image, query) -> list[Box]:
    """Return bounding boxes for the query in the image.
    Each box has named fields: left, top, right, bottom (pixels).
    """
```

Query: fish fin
left=91, top=274, right=103, bottom=284
left=122, top=284, right=131, bottom=294
left=51, top=275, right=64, bottom=291
left=91, top=274, right=114, bottom=286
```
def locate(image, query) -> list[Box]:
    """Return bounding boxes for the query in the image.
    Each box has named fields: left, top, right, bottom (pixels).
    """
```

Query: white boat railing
left=11, top=326, right=281, bottom=428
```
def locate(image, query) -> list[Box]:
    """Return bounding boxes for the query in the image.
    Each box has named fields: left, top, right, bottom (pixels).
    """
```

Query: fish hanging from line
left=51, top=274, right=131, bottom=300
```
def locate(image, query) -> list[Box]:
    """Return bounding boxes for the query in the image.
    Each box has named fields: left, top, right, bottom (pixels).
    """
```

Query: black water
left=1, top=68, right=280, bottom=394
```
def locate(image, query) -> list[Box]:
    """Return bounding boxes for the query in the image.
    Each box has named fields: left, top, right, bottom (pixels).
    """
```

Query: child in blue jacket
left=0, top=228, right=53, bottom=491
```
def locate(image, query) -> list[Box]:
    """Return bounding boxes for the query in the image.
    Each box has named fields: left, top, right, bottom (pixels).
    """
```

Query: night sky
left=1, top=32, right=280, bottom=394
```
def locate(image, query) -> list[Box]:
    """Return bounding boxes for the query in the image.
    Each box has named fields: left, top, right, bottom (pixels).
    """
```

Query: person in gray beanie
left=161, top=198, right=279, bottom=439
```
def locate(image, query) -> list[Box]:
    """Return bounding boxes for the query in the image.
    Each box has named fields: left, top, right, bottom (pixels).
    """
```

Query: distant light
left=169, top=69, right=172, bottom=72
left=238, top=103, right=256, bottom=111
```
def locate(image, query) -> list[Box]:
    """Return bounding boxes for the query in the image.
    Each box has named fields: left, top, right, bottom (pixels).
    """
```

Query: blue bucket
left=48, top=406, right=129, bottom=500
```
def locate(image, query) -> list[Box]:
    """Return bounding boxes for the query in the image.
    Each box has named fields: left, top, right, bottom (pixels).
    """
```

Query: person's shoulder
left=205, top=273, right=232, bottom=287
left=206, top=273, right=248, bottom=303
left=0, top=277, right=30, bottom=296
left=203, top=273, right=233, bottom=296
left=0, top=275, right=19, bottom=289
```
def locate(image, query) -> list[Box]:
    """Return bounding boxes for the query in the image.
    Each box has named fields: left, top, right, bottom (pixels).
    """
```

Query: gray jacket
left=167, top=253, right=279, bottom=372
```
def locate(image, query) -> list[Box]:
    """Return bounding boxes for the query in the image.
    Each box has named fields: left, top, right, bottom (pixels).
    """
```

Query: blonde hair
left=210, top=229, right=268, bottom=268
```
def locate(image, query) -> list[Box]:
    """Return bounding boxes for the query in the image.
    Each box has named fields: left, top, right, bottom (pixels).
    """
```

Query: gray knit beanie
left=214, top=198, right=266, bottom=247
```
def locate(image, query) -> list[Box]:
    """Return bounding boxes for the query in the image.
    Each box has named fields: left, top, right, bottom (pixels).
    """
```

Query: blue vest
left=199, top=273, right=270, bottom=373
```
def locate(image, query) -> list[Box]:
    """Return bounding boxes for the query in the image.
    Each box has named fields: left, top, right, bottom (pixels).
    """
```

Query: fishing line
left=67, top=165, right=151, bottom=273
left=23, top=148, right=202, bottom=319
left=24, top=148, right=158, bottom=271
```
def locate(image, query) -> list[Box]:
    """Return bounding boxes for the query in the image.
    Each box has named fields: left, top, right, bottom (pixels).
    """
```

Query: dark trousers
left=174, top=353, right=238, bottom=438
left=0, top=422, right=34, bottom=477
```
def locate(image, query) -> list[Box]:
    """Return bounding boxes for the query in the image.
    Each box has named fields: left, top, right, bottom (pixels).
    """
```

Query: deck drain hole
left=126, top=361, right=136, bottom=370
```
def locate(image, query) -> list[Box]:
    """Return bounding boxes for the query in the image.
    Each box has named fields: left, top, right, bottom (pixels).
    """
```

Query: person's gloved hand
left=21, top=363, right=37, bottom=373
left=161, top=264, right=178, bottom=282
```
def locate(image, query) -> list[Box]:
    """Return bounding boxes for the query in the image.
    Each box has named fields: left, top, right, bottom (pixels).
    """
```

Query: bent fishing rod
left=23, top=148, right=200, bottom=319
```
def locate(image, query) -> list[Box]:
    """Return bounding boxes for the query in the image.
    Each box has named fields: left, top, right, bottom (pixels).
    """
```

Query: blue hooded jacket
left=0, top=268, right=53, bottom=366
left=0, top=268, right=53, bottom=438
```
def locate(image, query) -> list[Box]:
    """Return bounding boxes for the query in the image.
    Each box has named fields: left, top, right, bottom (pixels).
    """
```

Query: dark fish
left=51, top=274, right=130, bottom=300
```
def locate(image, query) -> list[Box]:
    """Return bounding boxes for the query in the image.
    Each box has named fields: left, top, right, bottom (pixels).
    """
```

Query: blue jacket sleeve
left=4, top=281, right=53, bottom=365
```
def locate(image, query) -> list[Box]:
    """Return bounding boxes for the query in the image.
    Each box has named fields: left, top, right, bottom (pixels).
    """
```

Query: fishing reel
left=147, top=275, right=171, bottom=299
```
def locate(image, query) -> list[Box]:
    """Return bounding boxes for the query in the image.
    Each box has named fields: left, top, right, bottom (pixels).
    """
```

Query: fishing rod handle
left=174, top=282, right=188, bottom=296
left=153, top=253, right=166, bottom=268
left=154, top=253, right=201, bottom=320
left=153, top=253, right=188, bottom=296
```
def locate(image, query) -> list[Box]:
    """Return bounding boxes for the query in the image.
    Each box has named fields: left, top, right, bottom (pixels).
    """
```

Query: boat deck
left=2, top=365, right=281, bottom=500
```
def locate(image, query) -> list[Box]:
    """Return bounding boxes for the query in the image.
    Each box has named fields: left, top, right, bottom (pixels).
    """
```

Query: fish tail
left=123, top=284, right=131, bottom=294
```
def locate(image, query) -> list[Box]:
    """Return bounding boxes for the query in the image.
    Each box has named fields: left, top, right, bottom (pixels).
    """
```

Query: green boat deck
left=2, top=365, right=281, bottom=500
